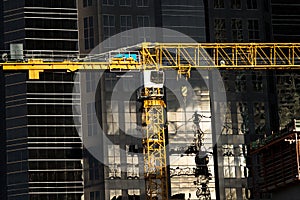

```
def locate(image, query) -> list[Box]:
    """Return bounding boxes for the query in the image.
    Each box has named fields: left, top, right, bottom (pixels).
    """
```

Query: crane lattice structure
left=2, top=42, right=300, bottom=200
left=143, top=99, right=168, bottom=199
left=3, top=43, right=300, bottom=79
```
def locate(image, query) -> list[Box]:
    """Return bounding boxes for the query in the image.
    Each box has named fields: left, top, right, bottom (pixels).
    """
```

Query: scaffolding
left=250, top=120, right=300, bottom=193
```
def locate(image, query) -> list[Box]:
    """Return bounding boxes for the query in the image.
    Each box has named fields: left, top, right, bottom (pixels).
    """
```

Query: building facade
left=1, top=1, right=82, bottom=199
left=0, top=0, right=4, bottom=50
left=159, top=0, right=207, bottom=42
left=1, top=0, right=300, bottom=199
left=5, top=72, right=83, bottom=200
left=203, top=1, right=277, bottom=199
left=79, top=69, right=216, bottom=200
left=0, top=68, right=7, bottom=199
left=76, top=1, right=281, bottom=200
left=81, top=71, right=145, bottom=200
left=3, top=0, right=78, bottom=57
left=205, top=0, right=272, bottom=42
left=270, top=0, right=300, bottom=42
left=217, top=70, right=279, bottom=199
left=77, top=0, right=208, bottom=54
left=77, top=0, right=157, bottom=54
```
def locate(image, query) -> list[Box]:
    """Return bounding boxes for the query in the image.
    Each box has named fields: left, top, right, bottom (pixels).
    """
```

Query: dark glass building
left=217, top=70, right=279, bottom=199
left=0, top=0, right=5, bottom=188
left=80, top=69, right=215, bottom=199
left=270, top=0, right=300, bottom=42
left=1, top=1, right=82, bottom=199
left=81, top=71, right=145, bottom=199
left=3, top=0, right=78, bottom=56
left=203, top=1, right=277, bottom=199
left=0, top=0, right=4, bottom=50
left=205, top=0, right=272, bottom=42
left=0, top=68, right=6, bottom=199
left=5, top=72, right=83, bottom=200
left=77, top=0, right=157, bottom=54
left=75, top=1, right=282, bottom=200
left=159, top=0, right=206, bottom=42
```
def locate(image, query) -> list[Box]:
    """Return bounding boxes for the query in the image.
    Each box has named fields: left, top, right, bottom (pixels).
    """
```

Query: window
left=137, top=15, right=150, bottom=27
left=120, top=0, right=131, bottom=6
left=225, top=188, right=237, bottom=200
left=95, top=192, right=100, bottom=200
left=103, top=15, right=115, bottom=39
left=236, top=145, right=247, bottom=178
left=90, top=191, right=100, bottom=200
left=124, top=101, right=137, bottom=133
left=109, top=190, right=122, bottom=199
left=263, top=0, right=269, bottom=11
left=235, top=74, right=246, bottom=92
left=87, top=102, right=98, bottom=136
left=247, top=0, right=257, bottom=9
left=248, top=19, right=259, bottom=41
left=214, top=0, right=224, bottom=8
left=136, top=0, right=148, bottom=7
left=126, top=146, right=139, bottom=179
left=83, top=0, right=92, bottom=7
left=214, top=18, right=226, bottom=42
left=88, top=157, right=100, bottom=180
left=90, top=192, right=94, bottom=200
left=86, top=72, right=97, bottom=93
left=223, top=145, right=236, bottom=178
left=106, top=101, right=119, bottom=135
left=126, top=154, right=139, bottom=179
left=242, top=188, right=249, bottom=200
left=120, top=15, right=132, bottom=31
left=222, top=103, right=233, bottom=135
left=137, top=16, right=150, bottom=41
left=103, top=15, right=116, bottom=48
left=251, top=71, right=262, bottom=91
left=231, top=18, right=243, bottom=42
left=108, top=145, right=121, bottom=179
left=84, top=16, right=94, bottom=50
left=231, top=0, right=241, bottom=9
left=253, top=102, right=265, bottom=134
left=128, top=189, right=140, bottom=196
left=237, top=102, right=249, bottom=134
left=103, top=0, right=114, bottom=5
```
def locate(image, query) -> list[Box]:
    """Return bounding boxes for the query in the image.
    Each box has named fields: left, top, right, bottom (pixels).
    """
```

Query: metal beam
left=1, top=43, right=300, bottom=79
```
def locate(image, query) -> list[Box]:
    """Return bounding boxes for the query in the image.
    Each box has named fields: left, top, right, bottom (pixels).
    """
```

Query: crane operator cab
left=138, top=70, right=164, bottom=99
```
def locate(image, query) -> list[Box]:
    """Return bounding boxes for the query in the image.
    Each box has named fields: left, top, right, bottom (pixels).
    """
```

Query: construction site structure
left=139, top=71, right=168, bottom=199
left=2, top=42, right=300, bottom=200
left=250, top=119, right=300, bottom=197
left=2, top=42, right=300, bottom=79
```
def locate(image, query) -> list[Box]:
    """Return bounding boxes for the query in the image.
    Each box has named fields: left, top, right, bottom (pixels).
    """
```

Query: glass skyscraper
left=2, top=0, right=78, bottom=56
left=5, top=72, right=83, bottom=200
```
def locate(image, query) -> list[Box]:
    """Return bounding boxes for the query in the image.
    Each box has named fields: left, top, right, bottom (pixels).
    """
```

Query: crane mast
left=143, top=99, right=168, bottom=199
left=139, top=71, right=168, bottom=199
left=2, top=42, right=300, bottom=200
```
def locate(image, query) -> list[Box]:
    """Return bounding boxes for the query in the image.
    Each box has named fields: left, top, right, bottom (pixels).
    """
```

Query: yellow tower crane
left=2, top=42, right=300, bottom=200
